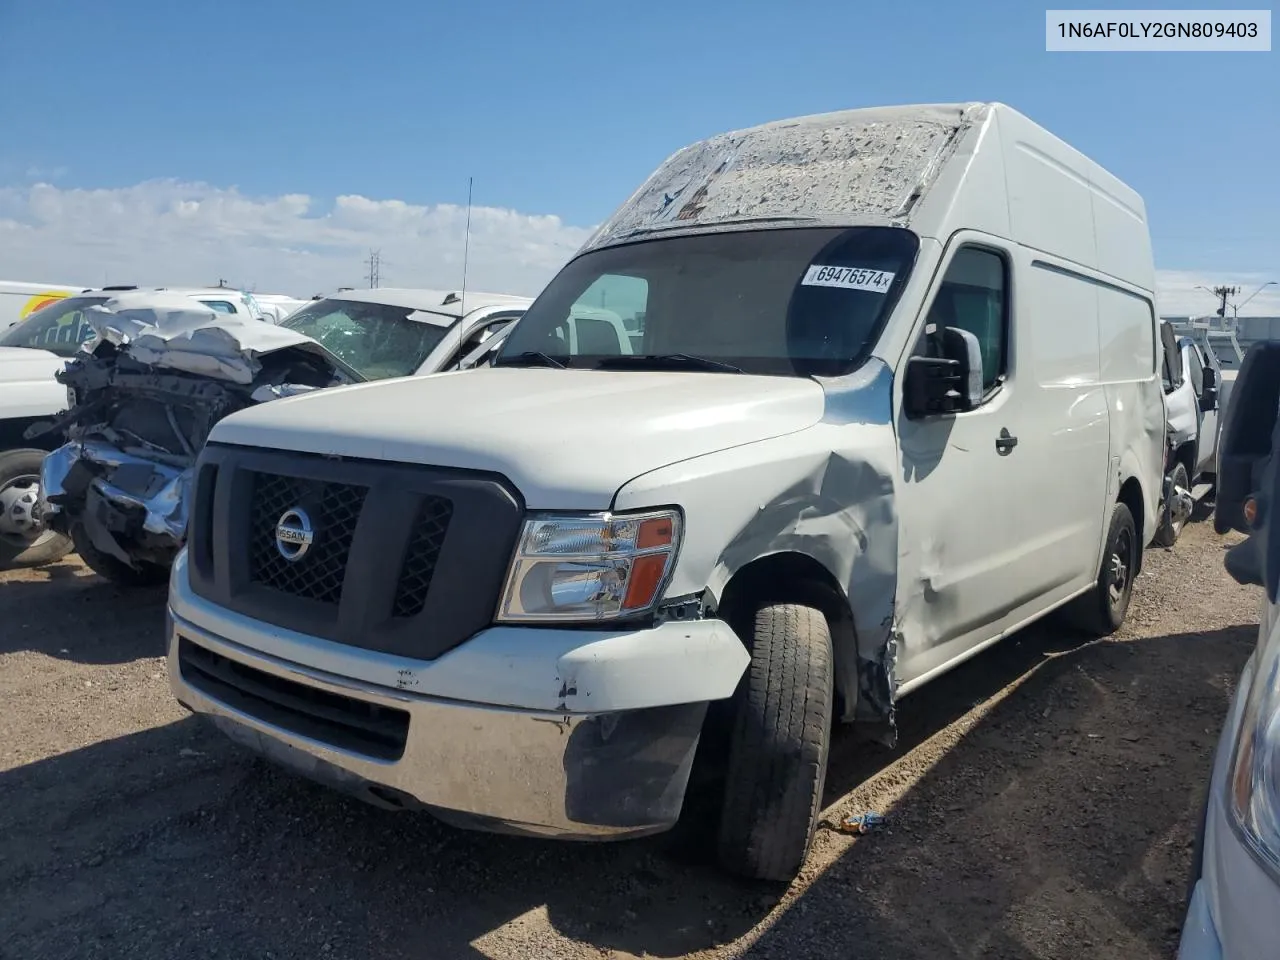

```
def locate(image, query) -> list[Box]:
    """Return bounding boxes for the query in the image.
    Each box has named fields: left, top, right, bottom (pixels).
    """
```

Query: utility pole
left=1212, top=285, right=1238, bottom=318
left=364, top=250, right=381, bottom=289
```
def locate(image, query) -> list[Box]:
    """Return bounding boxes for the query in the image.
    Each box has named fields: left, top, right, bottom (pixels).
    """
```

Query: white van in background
left=166, top=102, right=1166, bottom=882
left=0, top=280, right=86, bottom=332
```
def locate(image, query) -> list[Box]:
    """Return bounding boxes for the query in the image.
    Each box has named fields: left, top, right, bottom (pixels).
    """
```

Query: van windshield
left=495, top=226, right=919, bottom=377
left=0, top=296, right=110, bottom=357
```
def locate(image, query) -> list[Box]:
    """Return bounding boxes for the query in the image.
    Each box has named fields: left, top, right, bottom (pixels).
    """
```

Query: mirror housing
left=904, top=326, right=984, bottom=418
left=1216, top=340, right=1280, bottom=602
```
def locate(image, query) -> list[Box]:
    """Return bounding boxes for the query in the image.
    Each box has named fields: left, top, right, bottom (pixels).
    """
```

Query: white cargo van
left=166, top=102, right=1165, bottom=881
left=0, top=280, right=84, bottom=332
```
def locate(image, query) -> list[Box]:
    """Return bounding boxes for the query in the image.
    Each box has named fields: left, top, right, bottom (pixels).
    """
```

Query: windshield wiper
left=495, top=351, right=567, bottom=369
left=596, top=353, right=744, bottom=374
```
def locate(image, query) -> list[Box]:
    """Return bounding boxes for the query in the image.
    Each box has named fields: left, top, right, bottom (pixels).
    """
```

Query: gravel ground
left=0, top=517, right=1261, bottom=960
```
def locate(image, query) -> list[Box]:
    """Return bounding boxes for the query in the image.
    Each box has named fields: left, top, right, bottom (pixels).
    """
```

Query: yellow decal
left=19, top=291, right=72, bottom=319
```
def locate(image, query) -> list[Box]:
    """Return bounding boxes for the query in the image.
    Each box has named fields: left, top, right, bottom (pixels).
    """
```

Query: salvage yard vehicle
left=1180, top=339, right=1280, bottom=959
left=30, top=287, right=535, bottom=584
left=277, top=288, right=534, bottom=378
left=30, top=292, right=360, bottom=584
left=0, top=285, right=277, bottom=570
left=0, top=279, right=84, bottom=331
left=166, top=102, right=1165, bottom=882
left=1155, top=319, right=1225, bottom=546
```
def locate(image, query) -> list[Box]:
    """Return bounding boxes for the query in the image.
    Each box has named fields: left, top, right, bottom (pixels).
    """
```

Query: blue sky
left=0, top=0, right=1276, bottom=310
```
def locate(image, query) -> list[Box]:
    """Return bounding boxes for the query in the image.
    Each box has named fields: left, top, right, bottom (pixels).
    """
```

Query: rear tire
left=70, top=522, right=169, bottom=587
left=1154, top=461, right=1191, bottom=547
left=716, top=603, right=834, bottom=882
left=0, top=449, right=74, bottom=569
left=1061, top=501, right=1137, bottom=637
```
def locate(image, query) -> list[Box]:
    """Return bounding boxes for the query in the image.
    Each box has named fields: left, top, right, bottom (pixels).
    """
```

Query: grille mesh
left=391, top=498, right=453, bottom=618
left=248, top=472, right=367, bottom=604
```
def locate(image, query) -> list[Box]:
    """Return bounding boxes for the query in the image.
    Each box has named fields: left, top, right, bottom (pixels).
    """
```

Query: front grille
left=188, top=444, right=524, bottom=661
left=248, top=472, right=367, bottom=605
left=179, top=637, right=409, bottom=760
left=391, top=497, right=453, bottom=618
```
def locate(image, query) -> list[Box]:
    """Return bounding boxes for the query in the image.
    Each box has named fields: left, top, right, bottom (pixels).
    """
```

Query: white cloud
left=0, top=179, right=595, bottom=298
left=0, top=178, right=1276, bottom=317
left=1154, top=269, right=1280, bottom=318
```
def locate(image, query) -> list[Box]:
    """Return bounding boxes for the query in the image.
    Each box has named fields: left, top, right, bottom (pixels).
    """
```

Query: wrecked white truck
left=29, top=288, right=535, bottom=584
left=166, top=103, right=1164, bottom=881
left=29, top=292, right=359, bottom=585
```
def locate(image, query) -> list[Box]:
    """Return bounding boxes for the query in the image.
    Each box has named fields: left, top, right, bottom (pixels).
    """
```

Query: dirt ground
left=0, top=518, right=1262, bottom=960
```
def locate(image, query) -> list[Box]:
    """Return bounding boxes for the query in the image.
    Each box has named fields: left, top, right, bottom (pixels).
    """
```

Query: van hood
left=208, top=367, right=827, bottom=508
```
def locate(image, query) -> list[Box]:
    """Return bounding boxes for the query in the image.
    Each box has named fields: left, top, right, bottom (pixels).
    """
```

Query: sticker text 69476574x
left=800, top=265, right=896, bottom=294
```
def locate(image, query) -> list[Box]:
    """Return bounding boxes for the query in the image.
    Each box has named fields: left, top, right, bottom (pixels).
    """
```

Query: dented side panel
left=613, top=360, right=902, bottom=727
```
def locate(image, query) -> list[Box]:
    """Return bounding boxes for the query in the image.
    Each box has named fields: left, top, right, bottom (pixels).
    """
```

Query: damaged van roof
left=582, top=102, right=1010, bottom=255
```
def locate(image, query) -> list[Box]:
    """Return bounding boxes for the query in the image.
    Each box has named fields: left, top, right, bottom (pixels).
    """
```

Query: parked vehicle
left=0, top=285, right=276, bottom=569
left=1179, top=339, right=1280, bottom=959
left=0, top=280, right=85, bottom=332
left=31, top=287, right=534, bottom=583
left=276, top=288, right=534, bottom=378
left=1155, top=320, right=1226, bottom=546
left=166, top=102, right=1165, bottom=881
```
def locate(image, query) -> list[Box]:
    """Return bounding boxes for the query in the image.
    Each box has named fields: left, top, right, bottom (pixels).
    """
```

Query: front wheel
left=716, top=603, right=834, bottom=882
left=0, top=449, right=74, bottom=569
left=1061, top=501, right=1137, bottom=637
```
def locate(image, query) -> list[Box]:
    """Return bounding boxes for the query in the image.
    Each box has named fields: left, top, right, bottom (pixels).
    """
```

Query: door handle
left=996, top=428, right=1018, bottom=454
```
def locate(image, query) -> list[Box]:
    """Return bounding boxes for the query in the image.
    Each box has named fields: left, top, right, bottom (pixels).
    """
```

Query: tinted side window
left=924, top=247, right=1008, bottom=392
left=200, top=300, right=237, bottom=314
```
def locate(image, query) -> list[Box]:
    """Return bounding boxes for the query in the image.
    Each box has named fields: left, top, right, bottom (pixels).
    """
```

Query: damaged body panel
left=163, top=102, right=1165, bottom=883
left=28, top=294, right=354, bottom=579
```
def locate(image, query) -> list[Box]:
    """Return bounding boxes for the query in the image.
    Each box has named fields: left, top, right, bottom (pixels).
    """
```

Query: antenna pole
left=460, top=177, right=473, bottom=314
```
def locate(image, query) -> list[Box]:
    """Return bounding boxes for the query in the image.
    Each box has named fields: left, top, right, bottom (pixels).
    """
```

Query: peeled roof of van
left=579, top=102, right=990, bottom=252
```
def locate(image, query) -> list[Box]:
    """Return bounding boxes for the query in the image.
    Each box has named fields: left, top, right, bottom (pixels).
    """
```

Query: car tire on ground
left=69, top=521, right=169, bottom=587
left=1154, top=461, right=1191, bottom=547
left=0, top=448, right=74, bottom=569
left=1061, top=501, right=1138, bottom=637
left=715, top=602, right=834, bottom=882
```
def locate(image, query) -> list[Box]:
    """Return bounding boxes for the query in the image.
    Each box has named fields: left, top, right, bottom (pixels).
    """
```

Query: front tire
left=716, top=603, right=834, bottom=882
left=0, top=449, right=74, bottom=569
left=1062, top=501, right=1137, bottom=636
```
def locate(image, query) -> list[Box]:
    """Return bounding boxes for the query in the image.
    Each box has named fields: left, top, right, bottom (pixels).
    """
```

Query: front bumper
left=166, top=553, right=749, bottom=840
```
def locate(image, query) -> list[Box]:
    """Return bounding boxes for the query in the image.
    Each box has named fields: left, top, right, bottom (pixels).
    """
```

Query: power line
left=364, top=249, right=382, bottom=289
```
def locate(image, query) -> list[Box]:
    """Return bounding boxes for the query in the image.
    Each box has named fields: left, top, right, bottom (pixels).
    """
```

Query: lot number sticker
left=801, top=265, right=895, bottom=294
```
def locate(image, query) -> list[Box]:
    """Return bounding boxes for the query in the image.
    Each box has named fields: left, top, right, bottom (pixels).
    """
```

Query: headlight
left=1228, top=617, right=1280, bottom=879
left=497, top=509, right=682, bottom=622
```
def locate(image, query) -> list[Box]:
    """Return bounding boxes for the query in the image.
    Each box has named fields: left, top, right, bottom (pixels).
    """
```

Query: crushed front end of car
left=24, top=292, right=356, bottom=583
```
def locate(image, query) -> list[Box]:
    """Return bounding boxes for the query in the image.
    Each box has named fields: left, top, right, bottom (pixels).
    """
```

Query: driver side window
left=917, top=246, right=1010, bottom=394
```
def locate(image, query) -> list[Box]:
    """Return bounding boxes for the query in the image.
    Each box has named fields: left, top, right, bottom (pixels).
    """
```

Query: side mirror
left=904, top=326, right=983, bottom=418
left=1216, top=340, right=1280, bottom=601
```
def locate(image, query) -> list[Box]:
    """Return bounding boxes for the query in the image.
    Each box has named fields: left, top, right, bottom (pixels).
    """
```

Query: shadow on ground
left=0, top=558, right=167, bottom=663
left=0, top=618, right=1253, bottom=960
